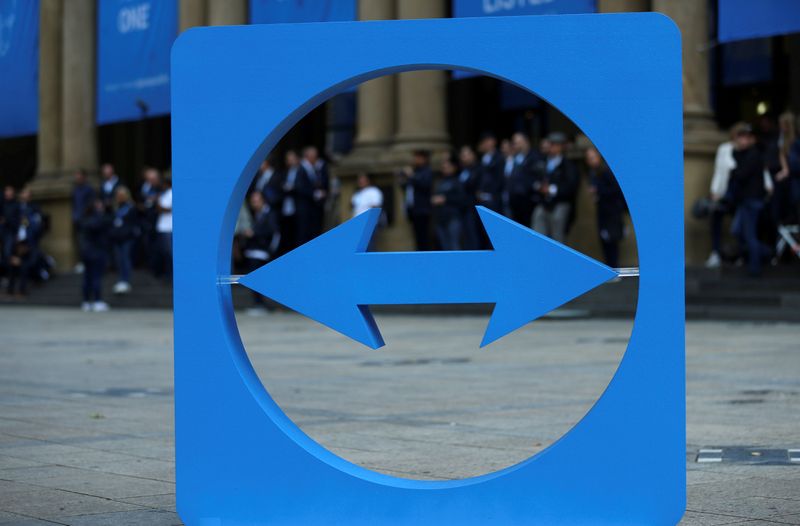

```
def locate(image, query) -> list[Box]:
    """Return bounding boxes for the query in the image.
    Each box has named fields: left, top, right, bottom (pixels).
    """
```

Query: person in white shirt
left=706, top=122, right=762, bottom=268
left=156, top=176, right=173, bottom=279
left=351, top=173, right=383, bottom=218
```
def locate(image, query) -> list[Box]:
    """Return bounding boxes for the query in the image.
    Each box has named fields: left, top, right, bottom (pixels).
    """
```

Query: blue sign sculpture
left=173, top=13, right=685, bottom=525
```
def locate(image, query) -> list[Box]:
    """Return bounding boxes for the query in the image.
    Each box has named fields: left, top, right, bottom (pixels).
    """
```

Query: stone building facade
left=23, top=0, right=796, bottom=270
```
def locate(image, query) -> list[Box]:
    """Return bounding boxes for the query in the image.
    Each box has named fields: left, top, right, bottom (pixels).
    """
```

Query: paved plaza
left=0, top=306, right=798, bottom=524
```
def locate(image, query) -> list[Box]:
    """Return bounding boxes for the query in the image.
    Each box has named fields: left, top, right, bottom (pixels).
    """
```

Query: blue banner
left=97, top=0, right=177, bottom=125
left=0, top=0, right=38, bottom=138
left=721, top=39, right=772, bottom=86
left=719, top=0, right=800, bottom=43
left=250, top=0, right=355, bottom=24
left=453, top=0, right=596, bottom=18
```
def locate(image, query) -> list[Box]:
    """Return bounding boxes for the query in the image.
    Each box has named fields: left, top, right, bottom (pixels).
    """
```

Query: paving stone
left=1, top=307, right=799, bottom=524
left=62, top=510, right=181, bottom=526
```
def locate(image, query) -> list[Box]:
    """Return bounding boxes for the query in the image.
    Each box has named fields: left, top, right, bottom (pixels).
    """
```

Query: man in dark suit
left=99, top=163, right=120, bottom=208
left=401, top=150, right=434, bottom=251
left=301, top=146, right=329, bottom=239
left=532, top=132, right=579, bottom=243
left=731, top=124, right=773, bottom=277
left=242, top=190, right=281, bottom=313
left=507, top=133, right=540, bottom=227
left=281, top=150, right=315, bottom=251
left=477, top=133, right=505, bottom=214
left=252, top=157, right=283, bottom=209
left=458, top=145, right=482, bottom=250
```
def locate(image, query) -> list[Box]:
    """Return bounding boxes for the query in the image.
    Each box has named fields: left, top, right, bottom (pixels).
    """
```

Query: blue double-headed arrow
left=239, top=206, right=618, bottom=349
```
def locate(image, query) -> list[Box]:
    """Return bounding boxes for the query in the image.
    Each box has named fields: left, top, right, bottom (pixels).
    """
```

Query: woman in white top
left=351, top=173, right=383, bottom=217
left=156, top=176, right=173, bottom=279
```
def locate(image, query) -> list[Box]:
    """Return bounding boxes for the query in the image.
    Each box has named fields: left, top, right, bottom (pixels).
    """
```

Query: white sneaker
left=113, top=281, right=131, bottom=294
left=705, top=251, right=721, bottom=268
left=92, top=301, right=110, bottom=312
left=81, top=302, right=92, bottom=312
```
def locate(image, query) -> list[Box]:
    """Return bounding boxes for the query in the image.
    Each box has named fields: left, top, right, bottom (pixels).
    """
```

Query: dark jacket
left=788, top=138, right=800, bottom=177
left=72, top=184, right=95, bottom=223
left=403, top=166, right=433, bottom=215
left=252, top=168, right=284, bottom=208
left=508, top=151, right=540, bottom=200
left=99, top=177, right=120, bottom=206
left=17, top=202, right=44, bottom=249
left=305, top=159, right=330, bottom=205
left=1, top=198, right=20, bottom=234
left=458, top=165, right=481, bottom=206
left=110, top=203, right=140, bottom=243
left=433, top=175, right=468, bottom=223
left=478, top=151, right=505, bottom=210
left=79, top=211, right=112, bottom=261
left=539, top=156, right=579, bottom=208
left=731, top=146, right=767, bottom=203
left=284, top=165, right=315, bottom=214
left=244, top=205, right=281, bottom=259
left=591, top=168, right=626, bottom=241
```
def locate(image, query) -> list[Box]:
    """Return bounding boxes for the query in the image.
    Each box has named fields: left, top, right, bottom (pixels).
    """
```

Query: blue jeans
left=157, top=232, right=173, bottom=279
left=113, top=240, right=134, bottom=283
left=735, top=199, right=771, bottom=276
left=436, top=216, right=463, bottom=251
left=82, top=255, right=106, bottom=302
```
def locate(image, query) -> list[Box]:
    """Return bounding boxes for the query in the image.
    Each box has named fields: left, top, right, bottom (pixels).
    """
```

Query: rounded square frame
left=172, top=13, right=685, bottom=525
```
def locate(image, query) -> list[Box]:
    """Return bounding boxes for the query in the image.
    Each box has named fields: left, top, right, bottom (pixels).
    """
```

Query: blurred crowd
left=15, top=113, right=797, bottom=311
left=387, top=132, right=626, bottom=266
left=0, top=185, right=53, bottom=297
left=70, top=163, right=172, bottom=311
left=234, top=134, right=627, bottom=313
left=699, top=112, right=800, bottom=277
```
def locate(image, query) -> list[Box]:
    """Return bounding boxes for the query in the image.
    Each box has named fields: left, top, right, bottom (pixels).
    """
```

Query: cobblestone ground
left=0, top=307, right=798, bottom=525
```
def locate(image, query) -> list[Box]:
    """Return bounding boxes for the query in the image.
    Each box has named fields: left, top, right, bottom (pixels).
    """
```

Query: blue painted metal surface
left=239, top=206, right=618, bottom=349
left=172, top=13, right=685, bottom=525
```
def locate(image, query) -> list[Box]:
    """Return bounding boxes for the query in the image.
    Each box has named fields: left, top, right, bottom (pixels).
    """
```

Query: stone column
left=61, top=0, right=97, bottom=171
left=37, top=0, right=63, bottom=175
left=207, top=0, right=247, bottom=26
left=180, top=0, right=208, bottom=31
left=392, top=0, right=449, bottom=153
left=653, top=0, right=723, bottom=264
left=30, top=0, right=97, bottom=271
left=352, top=0, right=396, bottom=154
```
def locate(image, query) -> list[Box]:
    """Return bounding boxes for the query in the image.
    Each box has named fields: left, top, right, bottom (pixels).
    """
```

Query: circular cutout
left=230, top=72, right=638, bottom=480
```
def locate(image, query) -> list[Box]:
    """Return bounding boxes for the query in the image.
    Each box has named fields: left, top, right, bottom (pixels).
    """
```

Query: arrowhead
left=476, top=207, right=618, bottom=347
left=238, top=209, right=386, bottom=349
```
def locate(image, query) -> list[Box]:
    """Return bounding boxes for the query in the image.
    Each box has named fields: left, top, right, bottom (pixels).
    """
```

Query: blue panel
left=719, top=0, right=800, bottom=43
left=0, top=0, right=38, bottom=138
left=453, top=0, right=596, bottom=18
left=250, top=0, right=355, bottom=24
left=97, top=0, right=177, bottom=125
left=172, top=13, right=685, bottom=524
left=452, top=0, right=596, bottom=79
